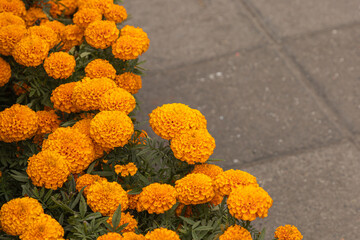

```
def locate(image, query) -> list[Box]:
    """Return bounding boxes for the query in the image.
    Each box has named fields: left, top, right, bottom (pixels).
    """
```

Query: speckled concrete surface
left=123, top=1, right=360, bottom=239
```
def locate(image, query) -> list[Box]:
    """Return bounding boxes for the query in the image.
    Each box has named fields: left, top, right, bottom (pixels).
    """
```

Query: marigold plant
left=75, top=173, right=107, bottom=196
left=107, top=212, right=138, bottom=232
left=0, top=12, right=25, bottom=27
left=145, top=228, right=180, bottom=240
left=73, top=8, right=102, bottom=29
left=85, top=59, right=116, bottom=80
left=51, top=82, right=80, bottom=113
left=114, top=72, right=142, bottom=94
left=104, top=4, right=127, bottom=23
left=99, top=87, right=136, bottom=114
left=114, top=162, right=138, bottom=177
left=43, top=52, right=76, bottom=79
left=0, top=24, right=27, bottom=56
left=274, top=225, right=303, bottom=240
left=85, top=20, right=119, bottom=49
left=219, top=225, right=252, bottom=240
left=214, top=169, right=258, bottom=196
left=12, top=35, right=49, bottom=67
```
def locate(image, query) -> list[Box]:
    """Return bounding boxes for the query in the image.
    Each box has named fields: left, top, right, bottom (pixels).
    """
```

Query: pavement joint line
left=238, top=0, right=359, bottom=149
left=240, top=138, right=350, bottom=169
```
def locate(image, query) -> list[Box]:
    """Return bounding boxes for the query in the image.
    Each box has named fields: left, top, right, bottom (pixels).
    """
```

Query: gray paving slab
left=244, top=0, right=360, bottom=38
left=123, top=0, right=266, bottom=70
left=284, top=26, right=360, bottom=133
left=134, top=45, right=343, bottom=169
left=243, top=141, right=360, bottom=240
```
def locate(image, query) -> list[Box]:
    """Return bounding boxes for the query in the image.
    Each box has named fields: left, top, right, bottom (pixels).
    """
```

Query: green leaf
left=9, top=170, right=29, bottom=182
left=86, top=161, right=97, bottom=174
left=127, top=187, right=142, bottom=195
left=79, top=195, right=87, bottom=218
left=258, top=228, right=266, bottom=240
left=179, top=216, right=196, bottom=225
left=111, top=204, right=122, bottom=230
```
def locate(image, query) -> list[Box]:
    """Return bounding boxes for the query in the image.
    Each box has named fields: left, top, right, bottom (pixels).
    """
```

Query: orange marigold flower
left=122, top=232, right=145, bottom=240
left=127, top=191, right=141, bottom=211
left=90, top=111, right=134, bottom=149
left=60, top=24, right=84, bottom=51
left=0, top=56, right=11, bottom=87
left=138, top=183, right=177, bottom=214
left=26, top=150, right=70, bottom=190
left=85, top=20, right=119, bottom=49
left=87, top=181, right=128, bottom=216
left=175, top=204, right=192, bottom=217
left=175, top=173, right=215, bottom=205
left=214, top=169, right=258, bottom=196
left=41, top=20, right=66, bottom=38
left=104, top=4, right=127, bottom=23
left=145, top=228, right=180, bottom=240
left=51, top=82, right=80, bottom=113
left=85, top=59, right=116, bottom=80
left=112, top=35, right=144, bottom=60
left=78, top=0, right=112, bottom=14
left=114, top=72, right=142, bottom=94
left=48, top=0, right=78, bottom=17
left=170, top=129, right=216, bottom=164
left=100, top=88, right=136, bottom=114
left=0, top=197, right=44, bottom=236
left=97, top=232, right=122, bottom=240
left=0, top=104, right=38, bottom=142
left=114, top=163, right=138, bottom=177
left=149, top=103, right=207, bottom=140
left=0, top=24, right=27, bottom=56
left=42, top=127, right=95, bottom=174
left=13, top=35, right=49, bottom=67
left=20, top=213, right=64, bottom=240
left=227, top=185, right=273, bottom=221
left=73, top=8, right=102, bottom=29
left=0, top=0, right=26, bottom=17
left=75, top=173, right=107, bottom=196
left=219, top=225, right=252, bottom=240
left=107, top=212, right=138, bottom=232
left=28, top=25, right=59, bottom=49
left=23, top=7, right=47, bottom=27
left=191, top=163, right=223, bottom=181
left=35, top=110, right=60, bottom=135
left=72, top=77, right=117, bottom=111
left=0, top=12, right=25, bottom=27
left=44, top=52, right=76, bottom=79
left=274, top=225, right=303, bottom=240
left=120, top=26, right=149, bottom=53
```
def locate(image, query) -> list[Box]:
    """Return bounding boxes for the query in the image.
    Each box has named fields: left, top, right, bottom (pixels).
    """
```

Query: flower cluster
left=114, top=162, right=138, bottom=177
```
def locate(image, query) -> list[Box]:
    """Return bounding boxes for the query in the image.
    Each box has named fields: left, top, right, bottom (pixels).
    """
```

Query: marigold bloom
left=191, top=163, right=223, bottom=181
left=90, top=111, right=134, bottom=149
left=0, top=12, right=25, bottom=27
left=78, top=0, right=112, bottom=14
left=219, top=225, right=252, bottom=240
left=175, top=173, right=215, bottom=205
left=87, top=181, right=129, bottom=216
left=112, top=35, right=144, bottom=60
left=227, top=185, right=273, bottom=221
left=122, top=232, right=146, bottom=240
left=0, top=57, right=11, bottom=87
left=145, top=228, right=180, bottom=240
left=0, top=24, right=27, bottom=56
left=35, top=110, right=60, bottom=135
left=138, top=183, right=177, bottom=214
left=85, top=20, right=119, bottom=49
left=0, top=197, right=44, bottom=235
left=51, top=82, right=80, bottom=113
left=61, top=24, right=83, bottom=51
left=85, top=59, right=116, bottom=80
left=24, top=7, right=47, bottom=27
left=104, top=4, right=127, bottom=23
left=41, top=20, right=65, bottom=37
left=0, top=104, right=38, bottom=142
left=42, top=127, right=95, bottom=174
left=13, top=35, right=49, bottom=67
left=97, top=232, right=122, bottom=240
left=107, top=212, right=138, bottom=232
left=72, top=77, right=117, bottom=111
left=127, top=191, right=141, bottom=211
left=149, top=103, right=207, bottom=140
left=214, top=169, right=258, bottom=196
left=76, top=173, right=107, bottom=196
left=13, top=82, right=29, bottom=95
left=114, top=72, right=142, bottom=94
left=114, top=163, right=138, bottom=177
left=28, top=25, right=59, bottom=49
left=100, top=88, right=136, bottom=114
left=20, top=213, right=64, bottom=240
left=48, top=0, right=78, bottom=17
left=73, top=8, right=102, bottom=29
left=44, top=52, right=76, bottom=79
left=0, top=0, right=26, bottom=17
left=27, top=150, right=70, bottom=190
left=171, top=129, right=215, bottom=164
left=121, top=25, right=149, bottom=53
left=274, top=225, right=303, bottom=240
